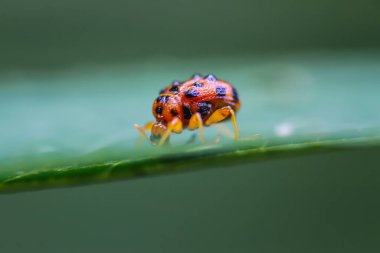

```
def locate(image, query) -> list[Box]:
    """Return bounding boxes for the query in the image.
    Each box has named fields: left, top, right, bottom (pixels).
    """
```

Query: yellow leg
left=134, top=121, right=154, bottom=146
left=144, top=122, right=154, bottom=131
left=158, top=117, right=183, bottom=146
left=188, top=112, right=205, bottom=144
left=205, top=106, right=240, bottom=140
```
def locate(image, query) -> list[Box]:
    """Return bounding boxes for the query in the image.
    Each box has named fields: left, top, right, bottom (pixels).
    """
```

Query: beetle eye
left=155, top=106, right=163, bottom=115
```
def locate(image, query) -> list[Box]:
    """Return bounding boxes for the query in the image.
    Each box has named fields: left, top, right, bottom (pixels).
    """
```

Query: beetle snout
left=150, top=121, right=169, bottom=146
left=150, top=134, right=161, bottom=145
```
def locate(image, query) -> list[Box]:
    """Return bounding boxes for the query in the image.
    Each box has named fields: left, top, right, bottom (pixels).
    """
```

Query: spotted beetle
left=135, top=74, right=240, bottom=145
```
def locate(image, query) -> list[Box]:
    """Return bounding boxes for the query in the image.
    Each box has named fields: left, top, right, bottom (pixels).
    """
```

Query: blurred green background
left=1, top=0, right=380, bottom=252
left=1, top=0, right=380, bottom=69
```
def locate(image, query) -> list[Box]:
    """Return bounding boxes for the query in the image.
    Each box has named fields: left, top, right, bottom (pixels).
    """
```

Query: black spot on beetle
left=182, top=106, right=192, bottom=119
left=216, top=86, right=227, bottom=96
left=192, top=82, right=203, bottom=87
left=155, top=106, right=163, bottom=115
left=184, top=89, right=199, bottom=98
left=197, top=102, right=212, bottom=118
left=232, top=87, right=239, bottom=101
left=170, top=109, right=179, bottom=116
left=169, top=84, right=179, bottom=92
left=205, top=74, right=217, bottom=82
left=159, top=88, right=165, bottom=94
left=156, top=95, right=169, bottom=103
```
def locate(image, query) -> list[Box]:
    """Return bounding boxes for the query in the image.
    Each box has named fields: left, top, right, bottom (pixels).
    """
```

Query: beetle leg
left=188, top=112, right=205, bottom=144
left=143, top=121, right=154, bottom=131
left=158, top=117, right=183, bottom=146
left=134, top=121, right=154, bottom=145
left=205, top=106, right=240, bottom=140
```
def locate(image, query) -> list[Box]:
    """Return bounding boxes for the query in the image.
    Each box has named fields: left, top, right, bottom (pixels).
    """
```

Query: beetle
left=134, top=74, right=240, bottom=146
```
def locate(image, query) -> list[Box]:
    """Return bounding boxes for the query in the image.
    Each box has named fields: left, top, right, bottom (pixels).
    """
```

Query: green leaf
left=1, top=51, right=379, bottom=192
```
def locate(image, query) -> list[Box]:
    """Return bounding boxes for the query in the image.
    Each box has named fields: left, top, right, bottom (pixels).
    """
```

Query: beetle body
left=135, top=74, right=240, bottom=145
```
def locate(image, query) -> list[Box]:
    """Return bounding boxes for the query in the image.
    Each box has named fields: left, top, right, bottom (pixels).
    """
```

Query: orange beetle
left=135, top=74, right=240, bottom=145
